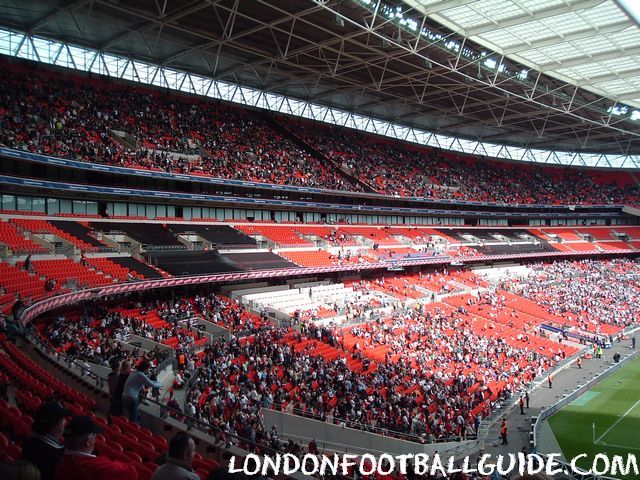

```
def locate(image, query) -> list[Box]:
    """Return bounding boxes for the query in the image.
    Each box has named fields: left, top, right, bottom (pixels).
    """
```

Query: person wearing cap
left=54, top=416, right=137, bottom=480
left=122, top=358, right=163, bottom=423
left=151, top=433, right=198, bottom=480
left=21, top=399, right=71, bottom=480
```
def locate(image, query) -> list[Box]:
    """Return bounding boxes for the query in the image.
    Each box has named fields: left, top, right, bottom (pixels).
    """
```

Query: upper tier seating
left=281, top=116, right=640, bottom=205
left=0, top=220, right=48, bottom=255
left=1, top=58, right=638, bottom=206
left=0, top=58, right=359, bottom=192
left=234, top=225, right=312, bottom=246
left=11, top=219, right=110, bottom=252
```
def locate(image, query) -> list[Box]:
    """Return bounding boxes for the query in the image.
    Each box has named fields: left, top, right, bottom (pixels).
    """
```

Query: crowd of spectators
left=40, top=307, right=169, bottom=366
left=504, top=258, right=640, bottom=332
left=285, top=118, right=640, bottom=205
left=3, top=59, right=640, bottom=206
left=0, top=59, right=359, bottom=191
left=27, top=260, right=640, bottom=465
left=185, top=302, right=544, bottom=451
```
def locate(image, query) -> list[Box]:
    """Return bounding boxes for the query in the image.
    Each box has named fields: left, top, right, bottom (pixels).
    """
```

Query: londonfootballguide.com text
left=229, top=452, right=639, bottom=478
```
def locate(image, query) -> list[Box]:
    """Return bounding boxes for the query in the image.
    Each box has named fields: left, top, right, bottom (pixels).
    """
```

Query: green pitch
left=547, top=354, right=640, bottom=479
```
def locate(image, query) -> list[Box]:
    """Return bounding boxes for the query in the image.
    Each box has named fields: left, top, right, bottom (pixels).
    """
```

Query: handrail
left=273, top=404, right=475, bottom=445
left=25, top=330, right=358, bottom=480
left=27, top=331, right=277, bottom=450
left=182, top=365, right=202, bottom=412
left=153, top=354, right=174, bottom=377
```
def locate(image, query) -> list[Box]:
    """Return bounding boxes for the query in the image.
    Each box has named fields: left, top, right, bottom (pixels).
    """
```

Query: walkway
left=484, top=336, right=638, bottom=460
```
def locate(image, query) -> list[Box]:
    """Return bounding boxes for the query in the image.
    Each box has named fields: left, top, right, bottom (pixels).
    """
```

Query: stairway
left=259, top=112, right=375, bottom=193
left=109, top=130, right=138, bottom=149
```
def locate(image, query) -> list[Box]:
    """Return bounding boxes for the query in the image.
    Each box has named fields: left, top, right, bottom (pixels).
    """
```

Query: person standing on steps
left=500, top=419, right=508, bottom=445
left=122, top=359, right=163, bottom=424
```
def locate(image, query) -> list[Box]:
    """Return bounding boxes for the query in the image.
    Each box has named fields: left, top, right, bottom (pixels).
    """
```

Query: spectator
left=23, top=255, right=32, bottom=272
left=54, top=416, right=137, bottom=480
left=500, top=419, right=508, bottom=445
left=21, top=400, right=71, bottom=480
left=122, top=359, right=163, bottom=423
left=151, top=433, right=198, bottom=480
left=106, top=358, right=121, bottom=416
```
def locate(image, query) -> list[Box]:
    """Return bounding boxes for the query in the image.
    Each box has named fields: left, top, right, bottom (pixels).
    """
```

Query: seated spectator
left=173, top=370, right=185, bottom=389
left=151, top=433, right=198, bottom=480
left=54, top=416, right=137, bottom=480
left=21, top=400, right=71, bottom=480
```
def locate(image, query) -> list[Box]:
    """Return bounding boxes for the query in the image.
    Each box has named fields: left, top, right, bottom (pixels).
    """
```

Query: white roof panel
left=411, top=0, right=640, bottom=107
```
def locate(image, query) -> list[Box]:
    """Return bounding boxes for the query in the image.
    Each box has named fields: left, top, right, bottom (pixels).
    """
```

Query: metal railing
left=23, top=332, right=355, bottom=480
left=182, top=365, right=202, bottom=411
left=273, top=403, right=474, bottom=445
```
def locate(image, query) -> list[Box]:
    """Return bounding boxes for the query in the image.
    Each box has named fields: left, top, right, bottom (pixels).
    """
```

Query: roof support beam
left=578, top=68, right=640, bottom=86
left=501, top=20, right=633, bottom=56
left=464, top=0, right=607, bottom=37
left=99, top=0, right=211, bottom=50
left=160, top=4, right=324, bottom=65
left=616, top=90, right=640, bottom=101
left=27, top=0, right=94, bottom=33
left=403, top=0, right=478, bottom=16
left=540, top=45, right=640, bottom=71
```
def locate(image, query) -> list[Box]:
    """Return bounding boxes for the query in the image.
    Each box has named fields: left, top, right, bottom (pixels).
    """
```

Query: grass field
left=548, top=354, right=640, bottom=479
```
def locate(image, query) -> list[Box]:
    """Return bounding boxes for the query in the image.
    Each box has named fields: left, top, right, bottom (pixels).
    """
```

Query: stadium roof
left=1, top=0, right=640, bottom=164
left=408, top=0, right=640, bottom=109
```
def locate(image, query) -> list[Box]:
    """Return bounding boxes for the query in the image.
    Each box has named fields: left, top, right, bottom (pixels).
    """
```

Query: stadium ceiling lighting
left=0, top=26, right=638, bottom=169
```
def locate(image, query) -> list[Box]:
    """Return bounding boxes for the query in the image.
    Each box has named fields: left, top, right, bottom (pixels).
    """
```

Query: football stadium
left=0, top=0, right=639, bottom=479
